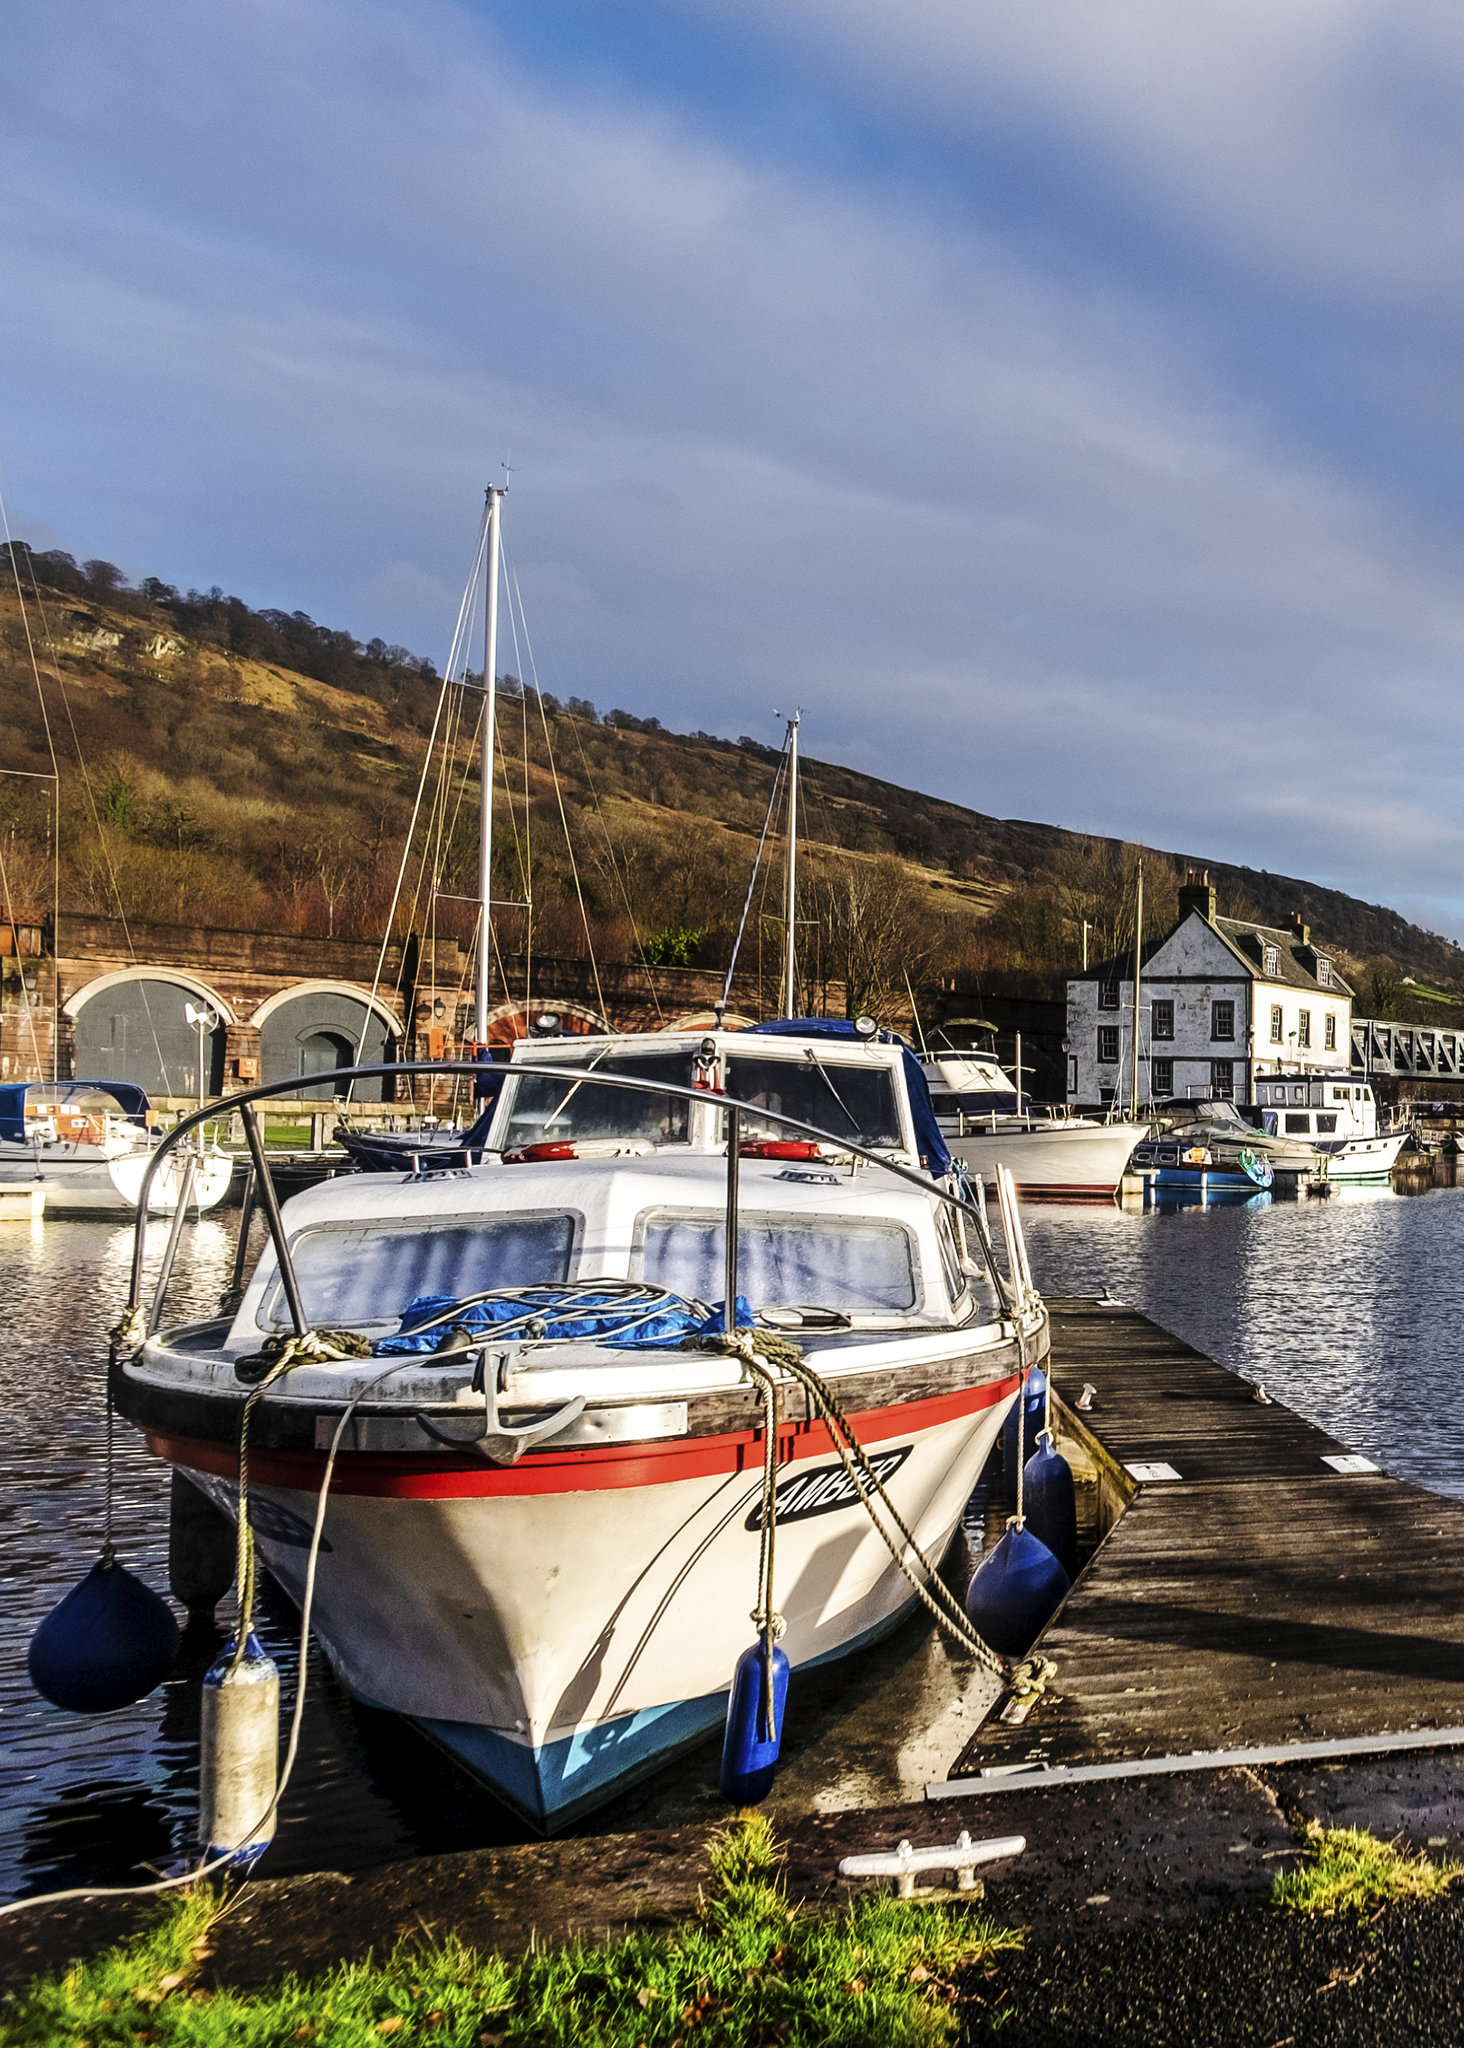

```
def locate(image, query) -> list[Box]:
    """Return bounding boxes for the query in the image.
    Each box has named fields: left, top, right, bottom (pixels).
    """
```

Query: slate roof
left=1075, top=913, right=1354, bottom=998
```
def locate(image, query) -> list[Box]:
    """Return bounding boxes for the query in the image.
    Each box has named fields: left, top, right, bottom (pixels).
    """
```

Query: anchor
left=416, top=1341, right=585, bottom=1466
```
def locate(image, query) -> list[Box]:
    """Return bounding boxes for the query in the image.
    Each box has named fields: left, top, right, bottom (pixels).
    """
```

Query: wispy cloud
left=3, top=0, right=1464, bottom=930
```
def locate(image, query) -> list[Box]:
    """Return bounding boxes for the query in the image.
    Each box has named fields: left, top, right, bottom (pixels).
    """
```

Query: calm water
left=4, top=1175, right=1464, bottom=1901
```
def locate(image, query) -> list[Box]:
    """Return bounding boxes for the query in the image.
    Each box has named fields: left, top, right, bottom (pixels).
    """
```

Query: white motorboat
left=921, top=1052, right=1143, bottom=1198
left=0, top=1079, right=233, bottom=1214
left=116, top=1027, right=1045, bottom=1830
left=1251, top=1073, right=1409, bottom=1182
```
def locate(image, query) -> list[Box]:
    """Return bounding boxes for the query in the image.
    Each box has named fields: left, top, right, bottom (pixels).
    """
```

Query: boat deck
left=947, top=1298, right=1464, bottom=1779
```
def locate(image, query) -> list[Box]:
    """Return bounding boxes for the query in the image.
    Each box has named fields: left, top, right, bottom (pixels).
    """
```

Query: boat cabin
left=487, top=1025, right=948, bottom=1173
left=919, top=1053, right=1022, bottom=1121
left=1251, top=1073, right=1379, bottom=1143
left=200, top=1150, right=993, bottom=1394
left=0, top=1079, right=152, bottom=1151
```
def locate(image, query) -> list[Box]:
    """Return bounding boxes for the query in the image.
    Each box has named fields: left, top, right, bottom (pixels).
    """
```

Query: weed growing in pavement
left=0, top=1816, right=1020, bottom=2047
left=1272, top=1823, right=1462, bottom=1917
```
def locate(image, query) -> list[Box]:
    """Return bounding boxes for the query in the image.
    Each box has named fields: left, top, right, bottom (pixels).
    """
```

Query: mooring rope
left=698, top=1329, right=1011, bottom=1682
left=227, top=1328, right=372, bottom=1673
left=750, top=1369, right=785, bottom=1738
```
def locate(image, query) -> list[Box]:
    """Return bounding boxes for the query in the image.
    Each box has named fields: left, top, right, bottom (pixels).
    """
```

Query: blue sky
left=5, top=0, right=1464, bottom=938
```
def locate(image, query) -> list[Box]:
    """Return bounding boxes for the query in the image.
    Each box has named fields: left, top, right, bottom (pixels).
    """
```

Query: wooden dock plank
left=952, top=1299, right=1464, bottom=1777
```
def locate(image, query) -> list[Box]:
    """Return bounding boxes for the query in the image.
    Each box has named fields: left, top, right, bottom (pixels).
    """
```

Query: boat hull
left=157, top=1368, right=1020, bottom=1829
left=1316, top=1131, right=1410, bottom=1181
left=0, top=1145, right=234, bottom=1214
left=941, top=1120, right=1141, bottom=1197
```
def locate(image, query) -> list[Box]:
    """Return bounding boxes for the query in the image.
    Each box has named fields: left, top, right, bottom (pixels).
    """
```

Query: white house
left=1066, top=873, right=1354, bottom=1108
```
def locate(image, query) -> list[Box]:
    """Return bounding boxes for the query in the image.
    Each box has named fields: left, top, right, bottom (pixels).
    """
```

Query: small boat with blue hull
left=1129, top=1128, right=1274, bottom=1195
left=116, top=1030, right=1045, bottom=1830
left=0, top=1079, right=233, bottom=1212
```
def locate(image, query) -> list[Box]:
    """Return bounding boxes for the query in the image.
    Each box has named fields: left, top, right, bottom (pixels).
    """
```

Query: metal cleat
left=838, top=1829, right=1025, bottom=1898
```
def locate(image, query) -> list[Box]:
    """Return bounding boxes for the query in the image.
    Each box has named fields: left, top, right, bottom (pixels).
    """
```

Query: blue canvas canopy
left=743, top=1018, right=951, bottom=1175
left=0, top=1080, right=150, bottom=1147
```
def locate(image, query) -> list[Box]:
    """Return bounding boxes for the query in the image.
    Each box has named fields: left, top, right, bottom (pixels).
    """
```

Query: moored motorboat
left=921, top=1051, right=1144, bottom=1198
left=1128, top=1129, right=1274, bottom=1195
left=0, top=1079, right=233, bottom=1214
left=1149, top=1096, right=1329, bottom=1189
left=1251, top=1073, right=1408, bottom=1182
left=115, top=1037, right=1046, bottom=1830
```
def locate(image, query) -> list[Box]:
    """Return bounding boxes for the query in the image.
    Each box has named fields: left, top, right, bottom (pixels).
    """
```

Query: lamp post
left=183, top=1002, right=219, bottom=1112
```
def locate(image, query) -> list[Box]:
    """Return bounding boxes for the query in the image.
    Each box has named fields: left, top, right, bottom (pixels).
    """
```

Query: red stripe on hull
left=146, top=1372, right=1019, bottom=1499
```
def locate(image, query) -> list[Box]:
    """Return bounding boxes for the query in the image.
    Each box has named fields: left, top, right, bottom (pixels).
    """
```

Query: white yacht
left=921, top=1050, right=1144, bottom=1198
left=1251, top=1073, right=1408, bottom=1181
left=0, top=1079, right=232, bottom=1213
left=117, top=1026, right=1046, bottom=1829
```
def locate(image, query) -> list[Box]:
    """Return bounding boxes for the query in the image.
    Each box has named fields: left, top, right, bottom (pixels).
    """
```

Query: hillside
left=0, top=541, right=1458, bottom=1023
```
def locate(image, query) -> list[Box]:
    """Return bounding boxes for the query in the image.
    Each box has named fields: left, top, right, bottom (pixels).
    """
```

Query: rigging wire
left=502, top=549, right=607, bottom=1025
left=720, top=736, right=788, bottom=1013
left=358, top=502, right=490, bottom=1098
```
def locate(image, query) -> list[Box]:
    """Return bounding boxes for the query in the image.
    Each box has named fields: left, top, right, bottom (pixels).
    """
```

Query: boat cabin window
left=1316, top=1114, right=1337, bottom=1133
left=723, top=1054, right=903, bottom=1149
left=1284, top=1113, right=1311, bottom=1134
left=499, top=1054, right=693, bottom=1149
left=261, top=1212, right=577, bottom=1327
left=635, top=1210, right=917, bottom=1313
left=1332, top=1088, right=1349, bottom=1102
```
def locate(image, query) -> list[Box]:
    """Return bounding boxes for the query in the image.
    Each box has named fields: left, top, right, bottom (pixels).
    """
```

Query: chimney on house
left=1177, top=868, right=1216, bottom=924
left=1292, top=910, right=1311, bottom=946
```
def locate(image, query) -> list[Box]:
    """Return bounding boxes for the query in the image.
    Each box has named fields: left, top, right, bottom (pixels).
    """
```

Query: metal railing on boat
left=125, top=1058, right=1031, bottom=1339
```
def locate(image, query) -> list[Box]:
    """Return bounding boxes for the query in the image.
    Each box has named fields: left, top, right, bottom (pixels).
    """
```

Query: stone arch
left=67, top=969, right=235, bottom=1099
left=250, top=981, right=401, bottom=1103
left=482, top=998, right=610, bottom=1046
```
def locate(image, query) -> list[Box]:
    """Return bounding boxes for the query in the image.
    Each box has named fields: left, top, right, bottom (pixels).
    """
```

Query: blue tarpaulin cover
left=0, top=1079, right=151, bottom=1146
left=376, top=1290, right=754, bottom=1354
left=744, top=1018, right=951, bottom=1175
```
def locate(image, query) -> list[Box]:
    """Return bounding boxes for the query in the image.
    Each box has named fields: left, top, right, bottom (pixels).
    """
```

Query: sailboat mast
left=1131, top=854, right=1143, bottom=1117
left=781, top=711, right=800, bottom=1019
left=475, top=484, right=506, bottom=1047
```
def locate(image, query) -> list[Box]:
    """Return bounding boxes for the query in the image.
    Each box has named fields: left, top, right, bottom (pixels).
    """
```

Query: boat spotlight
left=854, top=1015, right=879, bottom=1039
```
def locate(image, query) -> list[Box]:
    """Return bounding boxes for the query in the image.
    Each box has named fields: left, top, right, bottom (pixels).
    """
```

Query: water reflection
left=1025, top=1164, right=1464, bottom=1502
left=0, top=1214, right=520, bottom=1904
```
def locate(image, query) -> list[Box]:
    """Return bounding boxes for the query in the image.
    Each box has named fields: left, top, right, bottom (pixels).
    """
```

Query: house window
left=1324, top=1014, right=1336, bottom=1051
left=1297, top=1010, right=1311, bottom=1049
left=1097, top=1027, right=1120, bottom=1064
left=1211, top=1000, right=1235, bottom=1042
left=1210, top=1060, right=1234, bottom=1098
left=1317, top=957, right=1332, bottom=987
left=1270, top=1004, right=1283, bottom=1044
left=1263, top=945, right=1279, bottom=977
left=1151, top=999, right=1174, bottom=1041
left=1098, top=982, right=1120, bottom=1010
left=1152, top=1057, right=1174, bottom=1097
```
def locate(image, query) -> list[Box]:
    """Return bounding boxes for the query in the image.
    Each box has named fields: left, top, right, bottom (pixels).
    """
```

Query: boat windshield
left=498, top=1054, right=694, bottom=1149
left=261, top=1212, right=576, bottom=1327
left=636, top=1209, right=917, bottom=1312
left=723, top=1054, right=903, bottom=1149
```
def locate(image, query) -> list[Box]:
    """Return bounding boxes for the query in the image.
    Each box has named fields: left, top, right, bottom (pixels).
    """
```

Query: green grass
left=0, top=1818, right=1019, bottom=2047
left=1272, top=1824, right=1462, bottom=1917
